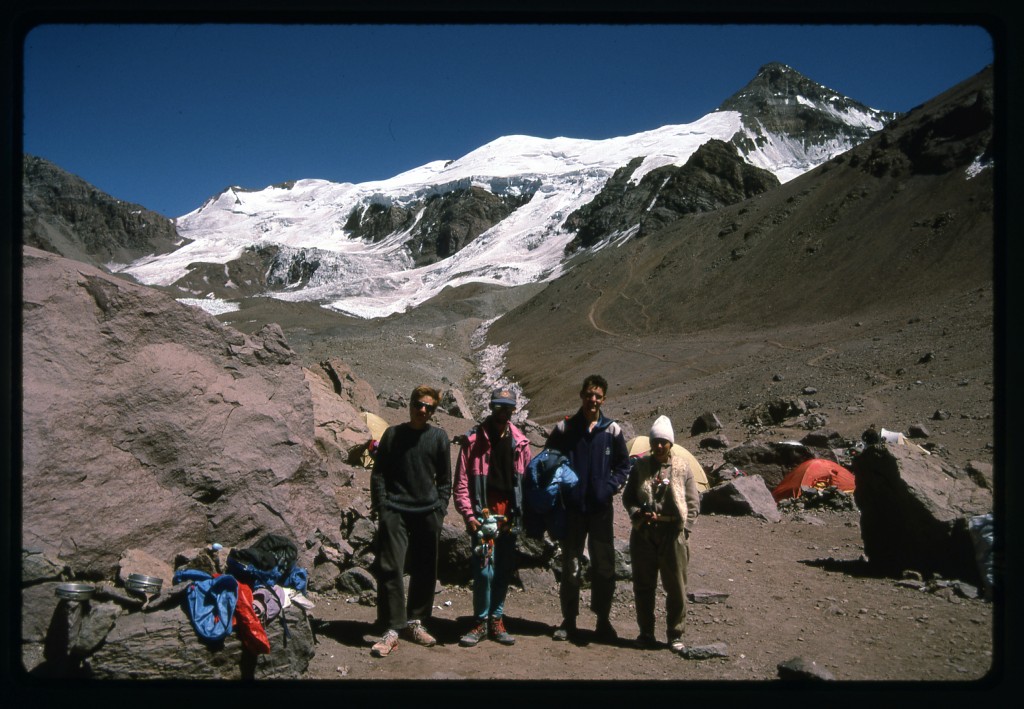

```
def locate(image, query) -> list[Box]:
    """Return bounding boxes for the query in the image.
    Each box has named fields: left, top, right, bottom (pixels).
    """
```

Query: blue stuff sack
left=523, top=448, right=578, bottom=540
left=173, top=569, right=239, bottom=644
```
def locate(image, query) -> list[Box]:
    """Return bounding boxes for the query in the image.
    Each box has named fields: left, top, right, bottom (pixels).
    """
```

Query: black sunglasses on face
left=412, top=400, right=437, bottom=413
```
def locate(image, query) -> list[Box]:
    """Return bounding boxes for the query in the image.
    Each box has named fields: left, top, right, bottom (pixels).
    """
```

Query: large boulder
left=84, top=603, right=314, bottom=679
left=700, top=475, right=782, bottom=523
left=21, top=246, right=348, bottom=580
left=852, top=444, right=992, bottom=583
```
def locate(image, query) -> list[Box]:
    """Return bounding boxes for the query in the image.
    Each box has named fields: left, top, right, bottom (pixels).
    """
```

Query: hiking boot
left=552, top=619, right=576, bottom=641
left=489, top=616, right=516, bottom=646
left=402, top=619, right=437, bottom=647
left=594, top=617, right=618, bottom=642
left=370, top=629, right=399, bottom=657
left=459, top=621, right=488, bottom=647
left=635, top=633, right=658, bottom=649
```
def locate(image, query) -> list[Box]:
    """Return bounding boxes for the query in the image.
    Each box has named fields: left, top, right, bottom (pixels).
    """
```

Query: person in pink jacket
left=453, top=387, right=533, bottom=647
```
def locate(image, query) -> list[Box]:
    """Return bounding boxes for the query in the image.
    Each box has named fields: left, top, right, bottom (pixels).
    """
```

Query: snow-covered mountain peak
left=116, top=65, right=895, bottom=319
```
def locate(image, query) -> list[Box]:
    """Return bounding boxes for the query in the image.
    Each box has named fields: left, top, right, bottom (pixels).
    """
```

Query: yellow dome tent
left=355, top=411, right=390, bottom=469
left=627, top=436, right=710, bottom=492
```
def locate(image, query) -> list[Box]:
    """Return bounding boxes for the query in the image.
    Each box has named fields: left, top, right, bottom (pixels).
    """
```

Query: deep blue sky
left=21, top=23, right=994, bottom=218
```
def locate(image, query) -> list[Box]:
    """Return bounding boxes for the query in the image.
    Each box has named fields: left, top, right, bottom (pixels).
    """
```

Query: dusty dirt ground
left=299, top=508, right=994, bottom=684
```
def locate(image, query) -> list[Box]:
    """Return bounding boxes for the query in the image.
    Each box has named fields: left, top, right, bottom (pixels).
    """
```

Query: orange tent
left=771, top=458, right=855, bottom=503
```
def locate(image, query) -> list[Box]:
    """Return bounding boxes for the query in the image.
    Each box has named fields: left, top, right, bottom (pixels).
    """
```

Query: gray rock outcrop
left=852, top=443, right=992, bottom=583
left=700, top=475, right=782, bottom=523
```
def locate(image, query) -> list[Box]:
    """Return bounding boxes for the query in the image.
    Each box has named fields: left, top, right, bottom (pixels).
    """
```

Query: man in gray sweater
left=369, top=384, right=452, bottom=657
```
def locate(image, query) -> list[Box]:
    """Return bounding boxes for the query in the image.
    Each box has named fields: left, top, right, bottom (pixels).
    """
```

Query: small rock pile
left=776, top=487, right=857, bottom=513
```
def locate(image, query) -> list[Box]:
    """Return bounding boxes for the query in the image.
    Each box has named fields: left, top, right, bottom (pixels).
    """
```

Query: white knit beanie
left=649, top=415, right=675, bottom=444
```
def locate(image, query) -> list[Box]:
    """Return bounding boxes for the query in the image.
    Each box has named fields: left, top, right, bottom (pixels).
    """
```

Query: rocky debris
left=515, top=566, right=558, bottom=593
left=700, top=475, right=782, bottom=523
left=852, top=444, right=992, bottom=585
left=690, top=411, right=723, bottom=436
left=799, top=429, right=852, bottom=454
left=741, top=397, right=815, bottom=430
left=680, top=642, right=730, bottom=660
left=776, top=487, right=856, bottom=513
left=22, top=548, right=68, bottom=584
left=896, top=574, right=980, bottom=600
left=337, top=567, right=377, bottom=595
left=777, top=656, right=836, bottom=680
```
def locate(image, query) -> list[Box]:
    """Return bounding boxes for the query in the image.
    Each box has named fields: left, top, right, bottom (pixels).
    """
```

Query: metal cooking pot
left=55, top=583, right=96, bottom=601
left=125, top=573, right=163, bottom=595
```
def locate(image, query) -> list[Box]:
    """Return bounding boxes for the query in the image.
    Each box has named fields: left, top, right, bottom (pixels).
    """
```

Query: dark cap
left=490, top=387, right=516, bottom=407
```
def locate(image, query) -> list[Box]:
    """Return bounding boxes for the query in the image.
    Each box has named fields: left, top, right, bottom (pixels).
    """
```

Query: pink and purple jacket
left=453, top=422, right=533, bottom=523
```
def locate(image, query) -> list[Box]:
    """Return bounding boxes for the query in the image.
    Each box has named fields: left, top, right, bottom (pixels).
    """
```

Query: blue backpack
left=173, top=569, right=238, bottom=644
left=523, top=448, right=579, bottom=540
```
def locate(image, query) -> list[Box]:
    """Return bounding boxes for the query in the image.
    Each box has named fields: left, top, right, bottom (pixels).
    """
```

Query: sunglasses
left=412, top=400, right=437, bottom=413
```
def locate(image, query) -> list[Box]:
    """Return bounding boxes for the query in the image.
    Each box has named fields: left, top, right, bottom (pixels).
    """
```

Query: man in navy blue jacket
left=545, top=374, right=631, bottom=643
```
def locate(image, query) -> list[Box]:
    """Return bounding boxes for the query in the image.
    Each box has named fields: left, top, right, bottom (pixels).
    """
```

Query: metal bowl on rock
left=125, top=573, right=163, bottom=595
left=55, top=583, right=96, bottom=601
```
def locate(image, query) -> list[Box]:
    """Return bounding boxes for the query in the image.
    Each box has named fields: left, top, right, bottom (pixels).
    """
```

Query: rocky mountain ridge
left=22, top=154, right=187, bottom=269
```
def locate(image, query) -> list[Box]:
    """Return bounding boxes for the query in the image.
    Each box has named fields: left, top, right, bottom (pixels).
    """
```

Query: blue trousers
left=472, top=531, right=516, bottom=620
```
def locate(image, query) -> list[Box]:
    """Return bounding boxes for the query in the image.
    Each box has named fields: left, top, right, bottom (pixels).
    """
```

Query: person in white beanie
left=622, top=415, right=701, bottom=654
